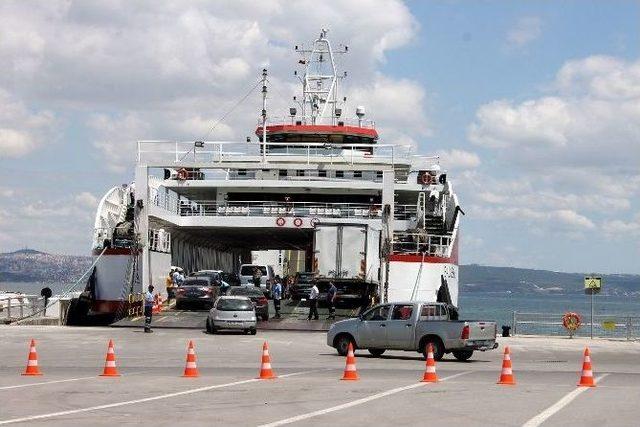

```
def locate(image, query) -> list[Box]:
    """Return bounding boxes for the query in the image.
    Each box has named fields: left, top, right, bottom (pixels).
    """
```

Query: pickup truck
left=327, top=301, right=498, bottom=361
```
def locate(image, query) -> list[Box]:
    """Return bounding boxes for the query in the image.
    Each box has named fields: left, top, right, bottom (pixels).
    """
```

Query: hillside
left=460, top=264, right=640, bottom=296
left=0, top=249, right=93, bottom=284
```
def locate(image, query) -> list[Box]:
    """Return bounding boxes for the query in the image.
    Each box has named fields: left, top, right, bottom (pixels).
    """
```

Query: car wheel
left=452, top=349, right=474, bottom=362
left=421, top=338, right=445, bottom=361
left=368, top=348, right=386, bottom=357
left=250, top=328, right=257, bottom=335
left=334, top=334, right=354, bottom=356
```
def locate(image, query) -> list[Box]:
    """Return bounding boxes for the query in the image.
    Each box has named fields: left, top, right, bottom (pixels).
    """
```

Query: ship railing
left=262, top=116, right=376, bottom=129
left=170, top=200, right=386, bottom=219
left=391, top=233, right=452, bottom=257
left=137, top=140, right=418, bottom=166
left=151, top=197, right=421, bottom=221
left=148, top=228, right=171, bottom=253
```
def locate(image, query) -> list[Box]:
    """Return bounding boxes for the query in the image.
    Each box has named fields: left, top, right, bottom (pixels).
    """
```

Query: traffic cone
left=497, top=346, right=516, bottom=385
left=341, top=342, right=359, bottom=381
left=182, top=340, right=199, bottom=378
left=99, top=339, right=121, bottom=377
left=577, top=347, right=596, bottom=387
left=421, top=343, right=438, bottom=382
left=257, top=341, right=276, bottom=379
left=22, top=339, right=43, bottom=376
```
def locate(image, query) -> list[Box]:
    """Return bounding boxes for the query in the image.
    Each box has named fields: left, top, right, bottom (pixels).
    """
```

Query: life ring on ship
left=420, top=173, right=432, bottom=185
left=310, top=217, right=319, bottom=227
left=276, top=217, right=286, bottom=227
left=177, top=168, right=188, bottom=180
left=293, top=217, right=303, bottom=227
left=562, top=312, right=581, bottom=332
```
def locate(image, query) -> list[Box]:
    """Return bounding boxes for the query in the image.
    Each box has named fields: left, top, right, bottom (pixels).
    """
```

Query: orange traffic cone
left=421, top=343, right=438, bottom=382
left=257, top=341, right=276, bottom=379
left=577, top=347, right=596, bottom=387
left=341, top=342, right=359, bottom=381
left=22, top=339, right=43, bottom=376
left=99, top=339, right=121, bottom=377
left=182, top=340, right=199, bottom=378
left=497, top=346, right=516, bottom=385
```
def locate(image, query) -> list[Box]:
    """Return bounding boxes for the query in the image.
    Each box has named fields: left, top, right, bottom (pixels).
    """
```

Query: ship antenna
left=261, top=68, right=268, bottom=162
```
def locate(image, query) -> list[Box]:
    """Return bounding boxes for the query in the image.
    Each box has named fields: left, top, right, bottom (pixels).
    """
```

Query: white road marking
left=259, top=371, right=471, bottom=427
left=0, top=376, right=96, bottom=390
left=0, top=369, right=319, bottom=425
left=522, top=374, right=610, bottom=427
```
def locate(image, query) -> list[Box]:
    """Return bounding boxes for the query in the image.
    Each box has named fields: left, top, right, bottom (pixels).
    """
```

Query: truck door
left=358, top=304, right=391, bottom=348
left=386, top=304, right=416, bottom=349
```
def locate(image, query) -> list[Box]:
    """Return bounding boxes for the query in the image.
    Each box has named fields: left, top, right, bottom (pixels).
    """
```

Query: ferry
left=74, top=30, right=463, bottom=323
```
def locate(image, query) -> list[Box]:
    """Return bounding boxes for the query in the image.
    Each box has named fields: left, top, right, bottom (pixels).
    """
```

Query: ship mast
left=295, top=29, right=348, bottom=125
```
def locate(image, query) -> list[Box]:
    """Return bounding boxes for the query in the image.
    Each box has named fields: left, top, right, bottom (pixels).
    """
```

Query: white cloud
left=603, top=213, right=640, bottom=238
left=506, top=16, right=542, bottom=48
left=0, top=89, right=54, bottom=158
left=434, top=149, right=480, bottom=171
left=74, top=192, right=99, bottom=209
left=0, top=1, right=422, bottom=170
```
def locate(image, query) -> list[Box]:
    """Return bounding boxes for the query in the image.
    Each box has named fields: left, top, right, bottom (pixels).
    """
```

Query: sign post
left=584, top=276, right=602, bottom=339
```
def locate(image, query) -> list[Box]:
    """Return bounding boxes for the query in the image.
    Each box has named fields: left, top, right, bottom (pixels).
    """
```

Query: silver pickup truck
left=327, top=301, right=498, bottom=361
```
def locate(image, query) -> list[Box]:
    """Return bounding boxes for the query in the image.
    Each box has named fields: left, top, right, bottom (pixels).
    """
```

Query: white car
left=206, top=296, right=257, bottom=335
left=238, top=264, right=275, bottom=289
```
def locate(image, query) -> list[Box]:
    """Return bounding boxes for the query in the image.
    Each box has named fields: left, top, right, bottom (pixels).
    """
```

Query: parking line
left=259, top=371, right=471, bottom=427
left=0, top=376, right=96, bottom=390
left=522, top=374, right=609, bottom=427
left=0, top=369, right=319, bottom=425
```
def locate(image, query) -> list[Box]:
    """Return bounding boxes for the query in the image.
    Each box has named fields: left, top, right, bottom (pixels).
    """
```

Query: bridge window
left=279, top=169, right=287, bottom=177
left=335, top=171, right=344, bottom=178
left=318, top=170, right=327, bottom=177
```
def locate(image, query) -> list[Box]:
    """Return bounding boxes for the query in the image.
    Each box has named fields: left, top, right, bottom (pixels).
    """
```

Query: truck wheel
left=250, top=328, right=257, bottom=335
left=368, top=349, right=386, bottom=357
left=452, top=349, right=474, bottom=362
left=334, top=334, right=354, bottom=356
left=421, top=338, right=444, bottom=361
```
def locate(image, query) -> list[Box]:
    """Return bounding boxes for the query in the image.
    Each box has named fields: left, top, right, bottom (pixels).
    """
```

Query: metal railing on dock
left=512, top=311, right=640, bottom=340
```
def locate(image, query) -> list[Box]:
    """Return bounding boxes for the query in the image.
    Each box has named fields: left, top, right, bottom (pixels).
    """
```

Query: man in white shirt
left=144, top=285, right=155, bottom=333
left=307, top=283, right=319, bottom=320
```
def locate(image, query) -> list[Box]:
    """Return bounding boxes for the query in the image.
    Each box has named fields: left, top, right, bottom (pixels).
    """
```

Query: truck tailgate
left=468, top=321, right=497, bottom=341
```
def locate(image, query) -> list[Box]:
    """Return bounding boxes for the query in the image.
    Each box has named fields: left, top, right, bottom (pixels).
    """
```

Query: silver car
left=206, top=296, right=257, bottom=335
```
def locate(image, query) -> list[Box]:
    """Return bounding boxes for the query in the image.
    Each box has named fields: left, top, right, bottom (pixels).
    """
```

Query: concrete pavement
left=1, top=326, right=639, bottom=426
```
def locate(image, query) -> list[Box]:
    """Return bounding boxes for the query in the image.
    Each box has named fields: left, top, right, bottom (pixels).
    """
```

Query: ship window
left=279, top=169, right=287, bottom=177
left=318, top=170, right=327, bottom=177
left=238, top=169, right=247, bottom=176
left=376, top=171, right=383, bottom=180
left=335, top=170, right=344, bottom=178
left=296, top=170, right=305, bottom=176
left=354, top=171, right=362, bottom=178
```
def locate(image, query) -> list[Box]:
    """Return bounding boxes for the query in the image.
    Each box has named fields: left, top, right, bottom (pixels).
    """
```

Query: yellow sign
left=584, top=277, right=602, bottom=290
left=602, top=320, right=616, bottom=331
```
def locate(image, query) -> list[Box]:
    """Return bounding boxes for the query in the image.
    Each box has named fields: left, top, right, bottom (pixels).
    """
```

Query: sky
left=0, top=0, right=638, bottom=274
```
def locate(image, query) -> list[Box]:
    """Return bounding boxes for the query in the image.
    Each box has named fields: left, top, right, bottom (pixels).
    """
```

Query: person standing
left=272, top=278, right=282, bottom=319
left=326, top=281, right=337, bottom=320
left=252, top=267, right=263, bottom=288
left=165, top=268, right=175, bottom=303
left=144, top=285, right=155, bottom=333
left=307, top=282, right=319, bottom=320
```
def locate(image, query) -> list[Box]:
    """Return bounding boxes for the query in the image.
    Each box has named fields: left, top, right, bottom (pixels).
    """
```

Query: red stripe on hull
left=257, top=124, right=378, bottom=139
left=91, top=247, right=139, bottom=256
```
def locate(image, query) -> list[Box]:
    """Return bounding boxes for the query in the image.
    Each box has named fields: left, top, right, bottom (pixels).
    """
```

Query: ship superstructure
left=85, top=30, right=462, bottom=321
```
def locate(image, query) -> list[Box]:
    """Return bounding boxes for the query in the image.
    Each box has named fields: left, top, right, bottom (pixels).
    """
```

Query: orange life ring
left=177, top=168, right=188, bottom=180
left=276, top=217, right=286, bottom=227
left=420, top=173, right=432, bottom=185
left=293, top=217, right=303, bottom=227
left=562, top=312, right=581, bottom=331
